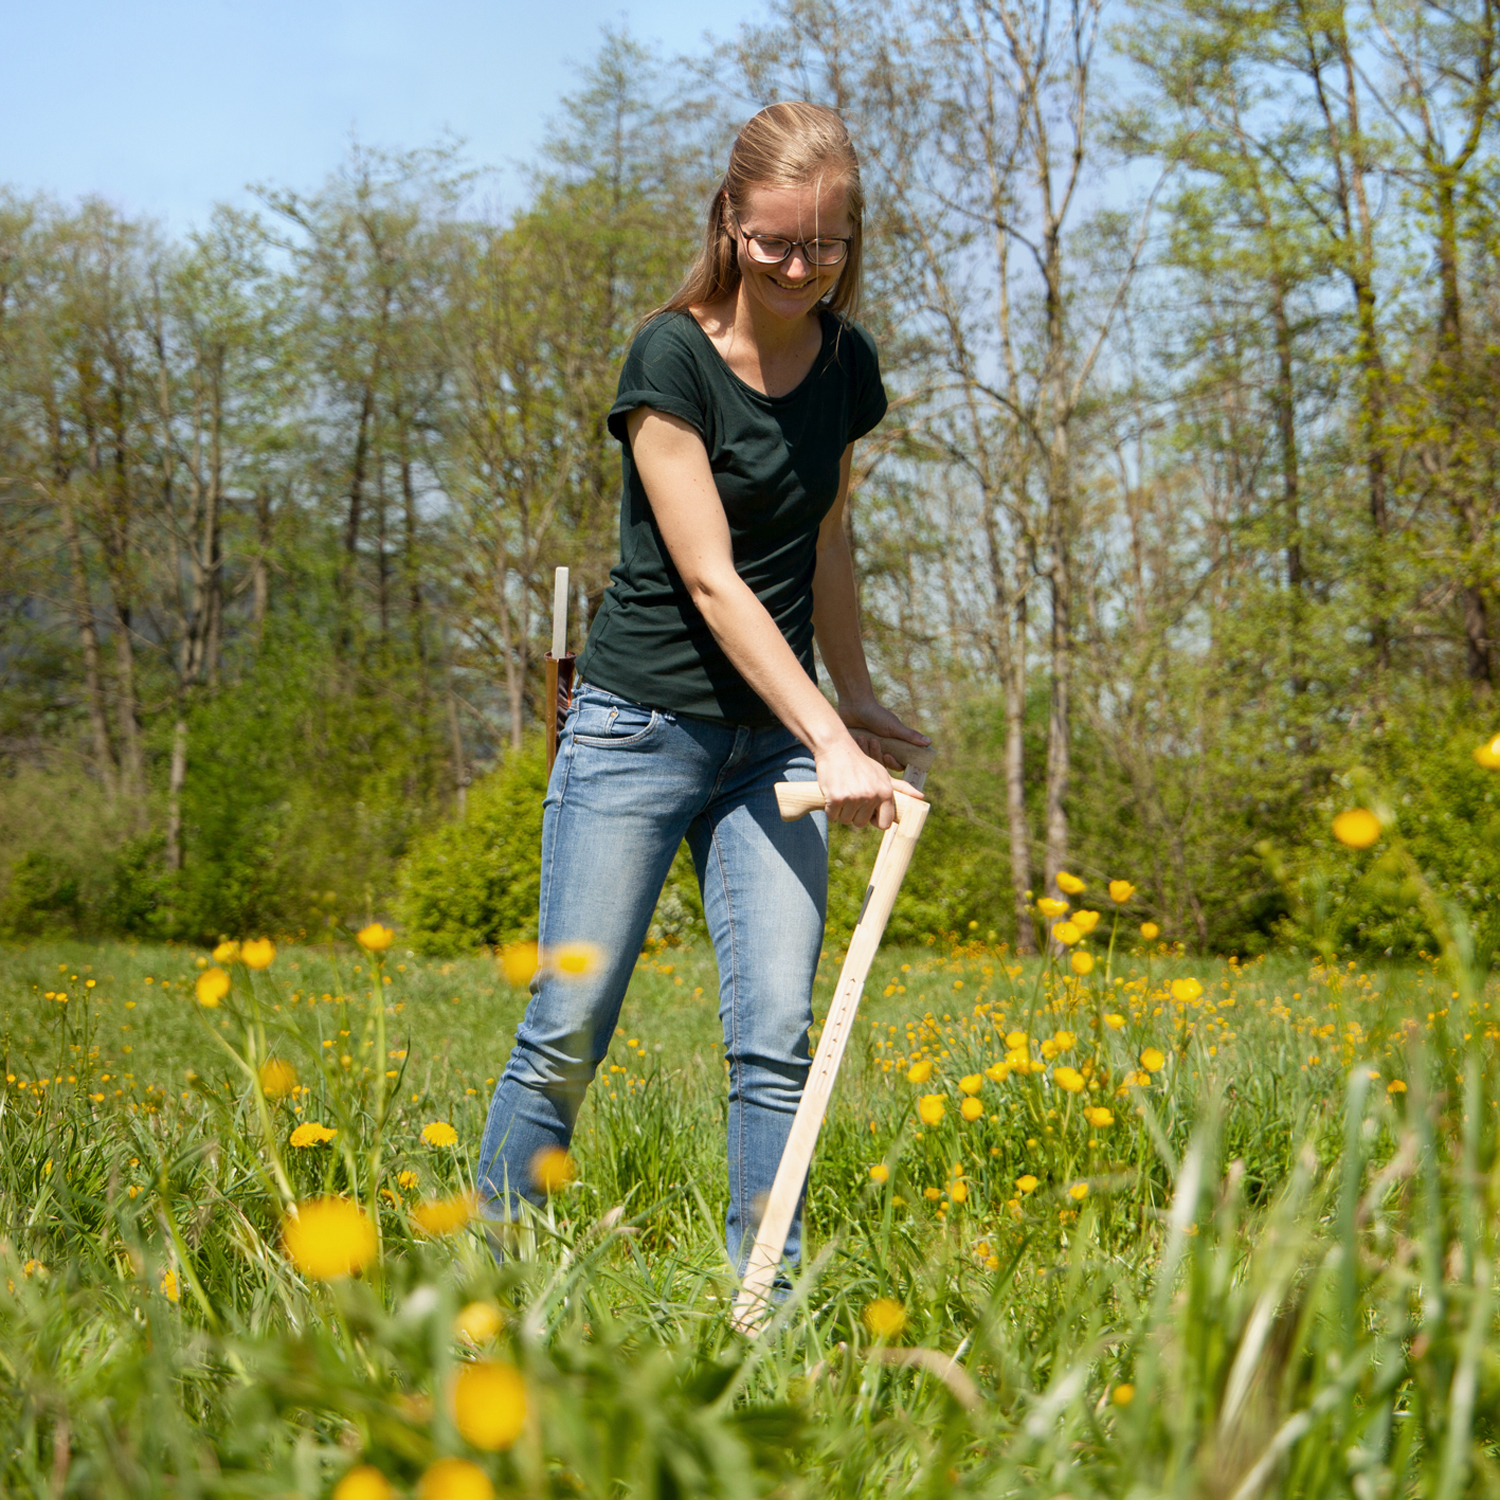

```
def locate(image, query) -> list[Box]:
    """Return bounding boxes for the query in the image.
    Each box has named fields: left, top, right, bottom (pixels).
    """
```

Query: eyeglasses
left=731, top=215, right=851, bottom=267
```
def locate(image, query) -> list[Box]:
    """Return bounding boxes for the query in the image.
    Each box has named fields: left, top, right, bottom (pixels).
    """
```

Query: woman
left=478, top=101, right=928, bottom=1275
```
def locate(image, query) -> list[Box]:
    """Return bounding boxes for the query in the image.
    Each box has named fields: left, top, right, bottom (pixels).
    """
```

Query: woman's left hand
left=838, top=700, right=931, bottom=774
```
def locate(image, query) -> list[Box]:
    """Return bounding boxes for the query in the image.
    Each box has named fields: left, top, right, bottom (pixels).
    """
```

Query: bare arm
left=626, top=407, right=914, bottom=828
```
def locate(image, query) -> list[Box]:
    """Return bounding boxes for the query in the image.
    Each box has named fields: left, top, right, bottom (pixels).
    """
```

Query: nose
left=781, top=245, right=815, bottom=280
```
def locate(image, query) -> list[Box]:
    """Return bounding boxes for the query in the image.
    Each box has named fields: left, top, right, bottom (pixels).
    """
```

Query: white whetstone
left=551, top=566, right=569, bottom=658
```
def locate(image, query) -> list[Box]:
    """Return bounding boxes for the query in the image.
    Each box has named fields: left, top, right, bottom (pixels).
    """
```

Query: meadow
left=2, top=897, right=1498, bottom=1498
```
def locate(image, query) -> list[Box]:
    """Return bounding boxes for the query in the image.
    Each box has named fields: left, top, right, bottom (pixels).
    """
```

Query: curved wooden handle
left=774, top=780, right=924, bottom=823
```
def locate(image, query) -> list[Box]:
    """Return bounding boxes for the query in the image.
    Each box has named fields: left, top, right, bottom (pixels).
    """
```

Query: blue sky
left=4, top=1, right=751, bottom=232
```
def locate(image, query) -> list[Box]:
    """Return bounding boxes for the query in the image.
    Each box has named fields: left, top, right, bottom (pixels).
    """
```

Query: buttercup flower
left=869, top=1163, right=890, bottom=1184
left=160, top=1268, right=179, bottom=1303
left=1332, top=808, right=1381, bottom=849
left=1113, top=1384, right=1135, bottom=1406
left=958, top=1073, right=982, bottom=1095
left=1016, top=1174, right=1038, bottom=1193
left=917, top=1094, right=946, bottom=1126
left=412, top=1193, right=475, bottom=1237
left=960, top=1097, right=984, bottom=1121
left=950, top=1180, right=969, bottom=1202
left=1053, top=1066, right=1085, bottom=1093
left=1071, top=951, right=1095, bottom=975
left=259, top=1057, right=297, bottom=1099
left=282, top=1198, right=377, bottom=1280
left=1052, top=921, right=1082, bottom=946
left=212, top=940, right=240, bottom=964
left=1108, top=880, right=1135, bottom=903
left=455, top=1300, right=504, bottom=1343
left=1140, top=922, right=1160, bottom=941
left=195, top=967, right=230, bottom=1008
left=421, top=1121, right=459, bottom=1147
left=499, top=942, right=540, bottom=988
left=1084, top=1105, right=1115, bottom=1127
left=452, top=1360, right=527, bottom=1450
left=241, top=938, right=276, bottom=970
left=1104, top=1013, right=1125, bottom=1029
left=1037, top=897, right=1070, bottom=917
left=863, top=1298, right=907, bottom=1338
left=418, top=1457, right=494, bottom=1500
left=984, top=1061, right=1010, bottom=1083
left=906, top=1058, right=933, bottom=1084
left=290, top=1122, right=337, bottom=1147
left=1140, top=1048, right=1166, bottom=1072
left=397, top=1170, right=420, bottom=1190
left=1056, top=871, right=1086, bottom=895
left=1053, top=1030, right=1076, bottom=1050
left=1069, top=1181, right=1089, bottom=1201
left=1072, top=910, right=1101, bottom=935
left=1474, top=735, right=1500, bottom=769
left=1170, top=977, right=1203, bottom=1002
left=357, top=923, right=395, bottom=953
left=530, top=1146, right=574, bottom=1194
left=334, top=1465, right=394, bottom=1500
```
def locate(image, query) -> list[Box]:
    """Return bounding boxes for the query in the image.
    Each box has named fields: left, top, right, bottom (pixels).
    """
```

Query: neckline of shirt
left=682, top=307, right=835, bottom=405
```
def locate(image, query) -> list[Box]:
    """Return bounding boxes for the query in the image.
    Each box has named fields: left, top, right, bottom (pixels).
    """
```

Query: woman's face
left=731, top=178, right=853, bottom=325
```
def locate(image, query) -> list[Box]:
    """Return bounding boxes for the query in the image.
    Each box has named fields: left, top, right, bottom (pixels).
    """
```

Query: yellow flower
left=960, top=1097, right=984, bottom=1122
left=1037, top=897, right=1070, bottom=917
left=552, top=942, right=603, bottom=977
left=1084, top=1105, right=1114, bottom=1128
left=1072, top=909, right=1100, bottom=935
left=1170, top=977, right=1203, bottom=1003
left=1332, top=808, right=1381, bottom=849
left=334, top=1465, right=394, bottom=1500
left=862, top=1298, right=907, bottom=1339
left=259, top=1057, right=297, bottom=1099
left=1069, top=1181, right=1089, bottom=1201
left=1104, top=1013, right=1125, bottom=1030
left=1052, top=921, right=1082, bottom=946
left=1140, top=922, right=1160, bottom=941
left=1016, top=1174, right=1038, bottom=1193
left=984, top=1062, right=1010, bottom=1083
left=418, top=1457, right=494, bottom=1500
left=241, top=938, right=276, bottom=970
left=160, top=1268, right=179, bottom=1303
left=1054, top=1030, right=1076, bottom=1050
left=906, top=1058, right=933, bottom=1084
left=1004, top=1030, right=1028, bottom=1050
left=958, top=1073, right=982, bottom=1095
left=869, top=1163, right=890, bottom=1184
left=455, top=1300, right=504, bottom=1343
left=1056, top=871, right=1087, bottom=894
left=950, top=1180, right=969, bottom=1202
left=1387, top=1079, right=1407, bottom=1094
left=397, top=1169, right=420, bottom=1190
left=412, top=1193, right=475, bottom=1237
left=1071, top=951, right=1095, bottom=975
left=290, top=1122, right=337, bottom=1147
left=1108, top=880, right=1135, bottom=903
left=1473, top=735, right=1500, bottom=769
left=452, top=1360, right=527, bottom=1450
left=282, top=1198, right=377, bottom=1280
left=1053, top=1066, right=1085, bottom=1093
left=498, top=942, right=540, bottom=988
left=917, top=1094, right=946, bottom=1126
left=1140, top=1047, right=1166, bottom=1072
left=530, top=1146, right=574, bottom=1194
left=212, top=940, right=240, bottom=964
left=356, top=923, right=395, bottom=953
left=195, top=967, right=230, bottom=1008
left=421, top=1121, right=459, bottom=1147
left=1112, top=1383, right=1135, bottom=1406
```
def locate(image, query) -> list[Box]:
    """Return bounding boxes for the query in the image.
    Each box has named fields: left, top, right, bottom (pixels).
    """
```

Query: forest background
left=3, top=0, right=1498, bottom=962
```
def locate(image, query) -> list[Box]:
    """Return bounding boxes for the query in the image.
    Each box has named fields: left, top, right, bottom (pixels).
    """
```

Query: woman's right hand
left=813, top=732, right=902, bottom=829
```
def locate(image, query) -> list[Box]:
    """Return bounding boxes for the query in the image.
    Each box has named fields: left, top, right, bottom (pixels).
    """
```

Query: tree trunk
left=166, top=715, right=188, bottom=871
left=56, top=485, right=118, bottom=798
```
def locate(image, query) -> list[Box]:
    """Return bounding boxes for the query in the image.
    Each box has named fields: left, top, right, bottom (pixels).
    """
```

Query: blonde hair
left=656, top=101, right=865, bottom=323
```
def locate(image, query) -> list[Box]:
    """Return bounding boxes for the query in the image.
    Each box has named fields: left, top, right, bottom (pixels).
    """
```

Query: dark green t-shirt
left=577, top=308, right=888, bottom=725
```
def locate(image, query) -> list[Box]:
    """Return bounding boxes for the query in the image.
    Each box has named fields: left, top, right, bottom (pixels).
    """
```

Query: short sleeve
left=844, top=320, right=888, bottom=444
left=607, top=315, right=709, bottom=447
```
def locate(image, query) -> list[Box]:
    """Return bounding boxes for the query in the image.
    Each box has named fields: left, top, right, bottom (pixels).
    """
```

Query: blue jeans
left=477, top=681, right=828, bottom=1272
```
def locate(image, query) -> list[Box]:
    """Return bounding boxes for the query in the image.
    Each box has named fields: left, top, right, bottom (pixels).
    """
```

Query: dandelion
left=418, top=1457, right=495, bottom=1500
left=1069, top=1181, right=1089, bottom=1201
left=958, top=1073, right=982, bottom=1095
left=1053, top=1066, right=1085, bottom=1093
left=357, top=923, right=395, bottom=953
left=259, top=1058, right=297, bottom=1099
left=1071, top=951, right=1095, bottom=975
left=863, top=1298, right=907, bottom=1339
left=1170, top=977, right=1203, bottom=1003
left=499, top=942, right=540, bottom=988
left=1052, top=921, right=1082, bottom=946
left=1388, top=1080, right=1407, bottom=1094
left=960, top=1097, right=984, bottom=1122
left=212, top=940, right=240, bottom=964
left=282, top=1198, right=377, bottom=1280
left=1084, top=1106, right=1114, bottom=1128
left=195, top=967, right=230, bottom=1008
left=531, top=1146, right=574, bottom=1194
left=917, top=1094, right=946, bottom=1126
left=553, top=942, right=603, bottom=977
left=906, top=1058, right=933, bottom=1084
left=1056, top=871, right=1086, bottom=895
left=241, top=938, right=276, bottom=970
left=290, top=1122, right=337, bottom=1147
left=160, top=1268, right=179, bottom=1303
left=452, top=1360, right=527, bottom=1450
left=1017, top=1174, right=1038, bottom=1193
left=455, top=1300, right=504, bottom=1343
left=1113, top=1383, right=1135, bottom=1406
left=1108, top=880, right=1135, bottom=903
left=1140, top=922, right=1160, bottom=941
left=1104, top=1013, right=1125, bottom=1029
left=1072, top=910, right=1100, bottom=935
left=333, top=1466, right=394, bottom=1500
left=1037, top=896, right=1070, bottom=917
left=1473, top=735, right=1500, bottom=769
left=421, top=1121, right=459, bottom=1147
left=1332, top=808, right=1381, bottom=849
left=869, top=1163, right=890, bottom=1184
left=412, top=1193, right=475, bottom=1237
left=1140, top=1047, right=1166, bottom=1072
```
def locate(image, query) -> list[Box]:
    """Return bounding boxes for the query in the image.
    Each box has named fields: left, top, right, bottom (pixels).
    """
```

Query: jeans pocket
left=572, top=688, right=662, bottom=748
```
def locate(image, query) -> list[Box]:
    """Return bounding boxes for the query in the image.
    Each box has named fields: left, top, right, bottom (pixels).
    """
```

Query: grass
left=2, top=917, right=1499, bottom=1498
